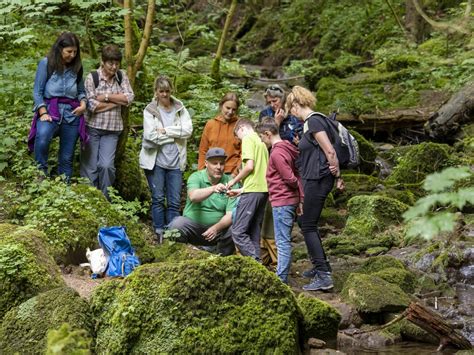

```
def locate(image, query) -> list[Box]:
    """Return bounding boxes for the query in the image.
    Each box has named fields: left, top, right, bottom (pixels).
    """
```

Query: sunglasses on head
left=266, top=85, right=283, bottom=93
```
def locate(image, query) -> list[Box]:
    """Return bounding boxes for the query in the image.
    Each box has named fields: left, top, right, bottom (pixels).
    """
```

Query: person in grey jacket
left=139, top=75, right=193, bottom=239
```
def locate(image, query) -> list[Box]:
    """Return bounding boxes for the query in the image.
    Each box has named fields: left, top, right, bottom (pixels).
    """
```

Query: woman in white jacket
left=139, top=75, right=193, bottom=240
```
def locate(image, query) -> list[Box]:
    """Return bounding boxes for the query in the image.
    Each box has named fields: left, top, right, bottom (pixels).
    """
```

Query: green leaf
left=423, top=166, right=472, bottom=193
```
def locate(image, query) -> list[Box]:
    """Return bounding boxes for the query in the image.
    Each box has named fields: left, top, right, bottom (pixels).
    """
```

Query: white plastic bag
left=85, top=248, right=108, bottom=274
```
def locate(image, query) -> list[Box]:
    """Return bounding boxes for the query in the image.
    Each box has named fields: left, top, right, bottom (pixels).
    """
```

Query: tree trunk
left=405, top=0, right=430, bottom=43
left=211, top=0, right=238, bottom=83
left=116, top=0, right=155, bottom=162
left=405, top=302, right=472, bottom=350
left=425, top=81, right=474, bottom=140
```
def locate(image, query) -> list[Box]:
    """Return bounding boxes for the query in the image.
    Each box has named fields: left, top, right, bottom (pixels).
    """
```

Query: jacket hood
left=145, top=96, right=185, bottom=117
left=214, top=114, right=239, bottom=124
left=274, top=140, right=299, bottom=159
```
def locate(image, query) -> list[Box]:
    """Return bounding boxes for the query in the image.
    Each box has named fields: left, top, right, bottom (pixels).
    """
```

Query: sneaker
left=302, top=267, right=318, bottom=278
left=302, top=271, right=334, bottom=291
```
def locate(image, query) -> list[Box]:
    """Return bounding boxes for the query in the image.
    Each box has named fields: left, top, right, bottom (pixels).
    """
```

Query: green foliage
left=91, top=257, right=301, bottom=353
left=3, top=173, right=154, bottom=264
left=0, top=287, right=93, bottom=354
left=403, top=166, right=474, bottom=240
left=0, top=224, right=63, bottom=320
left=297, top=293, right=341, bottom=341
left=46, top=323, right=92, bottom=355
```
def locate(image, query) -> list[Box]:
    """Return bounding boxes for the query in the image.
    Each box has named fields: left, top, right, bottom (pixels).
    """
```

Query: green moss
left=297, top=293, right=341, bottom=341
left=375, top=188, right=416, bottom=205
left=350, top=130, right=377, bottom=175
left=356, top=255, right=405, bottom=274
left=341, top=273, right=410, bottom=313
left=372, top=267, right=417, bottom=294
left=320, top=207, right=347, bottom=229
left=152, top=240, right=210, bottom=263
left=0, top=287, right=93, bottom=354
left=386, top=142, right=453, bottom=185
left=292, top=244, right=308, bottom=261
left=365, top=246, right=389, bottom=256
left=0, top=224, right=64, bottom=319
left=385, top=318, right=437, bottom=344
left=91, top=257, right=301, bottom=353
left=19, top=182, right=154, bottom=264
left=344, top=195, right=409, bottom=237
left=334, top=173, right=381, bottom=206
left=115, top=136, right=150, bottom=202
left=46, top=323, right=92, bottom=355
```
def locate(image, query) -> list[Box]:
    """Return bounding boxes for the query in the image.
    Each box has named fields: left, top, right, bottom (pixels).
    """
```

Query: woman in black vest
left=286, top=86, right=344, bottom=291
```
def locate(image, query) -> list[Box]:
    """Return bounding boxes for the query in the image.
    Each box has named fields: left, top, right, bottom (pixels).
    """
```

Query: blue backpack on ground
left=98, top=226, right=140, bottom=277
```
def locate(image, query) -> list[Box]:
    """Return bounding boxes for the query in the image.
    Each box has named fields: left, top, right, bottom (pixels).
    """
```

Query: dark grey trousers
left=231, top=192, right=268, bottom=261
left=168, top=216, right=235, bottom=256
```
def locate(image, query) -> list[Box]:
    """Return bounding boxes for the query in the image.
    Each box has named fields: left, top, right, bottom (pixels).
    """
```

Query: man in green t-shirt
left=169, top=147, right=236, bottom=256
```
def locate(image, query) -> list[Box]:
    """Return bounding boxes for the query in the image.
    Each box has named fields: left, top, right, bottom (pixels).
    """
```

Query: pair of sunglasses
left=266, top=85, right=283, bottom=93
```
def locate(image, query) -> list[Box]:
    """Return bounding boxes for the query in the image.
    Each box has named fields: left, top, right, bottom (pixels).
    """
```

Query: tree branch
left=411, top=0, right=471, bottom=35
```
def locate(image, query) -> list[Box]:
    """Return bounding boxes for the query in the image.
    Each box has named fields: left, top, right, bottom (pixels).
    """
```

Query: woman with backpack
left=285, top=86, right=344, bottom=291
left=80, top=44, right=134, bottom=200
left=139, top=75, right=193, bottom=241
left=29, top=32, right=87, bottom=182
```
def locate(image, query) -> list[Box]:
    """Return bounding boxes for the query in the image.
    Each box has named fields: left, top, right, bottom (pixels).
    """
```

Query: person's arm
left=188, top=182, right=227, bottom=203
left=201, top=211, right=232, bottom=241
left=108, top=70, right=134, bottom=106
left=72, top=74, right=87, bottom=116
left=198, top=123, right=210, bottom=170
left=313, top=131, right=339, bottom=176
left=227, top=159, right=253, bottom=188
left=33, top=58, right=52, bottom=121
left=160, top=106, right=193, bottom=139
left=273, top=151, right=299, bottom=189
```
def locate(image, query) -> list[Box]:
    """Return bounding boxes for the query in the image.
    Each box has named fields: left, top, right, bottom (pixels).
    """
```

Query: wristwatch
left=105, top=93, right=109, bottom=102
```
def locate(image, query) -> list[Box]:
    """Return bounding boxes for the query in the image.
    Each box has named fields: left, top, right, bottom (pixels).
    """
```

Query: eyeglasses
left=105, top=61, right=120, bottom=68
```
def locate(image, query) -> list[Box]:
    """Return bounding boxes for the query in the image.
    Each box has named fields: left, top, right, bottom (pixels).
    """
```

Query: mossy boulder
left=46, top=323, right=92, bottom=355
left=0, top=287, right=93, bottom=354
left=341, top=273, right=410, bottom=313
left=344, top=195, right=409, bottom=237
left=385, top=317, right=437, bottom=344
left=0, top=223, right=64, bottom=320
left=386, top=142, right=452, bottom=185
left=353, top=256, right=417, bottom=293
left=18, top=181, right=154, bottom=264
left=152, top=239, right=211, bottom=263
left=334, top=173, right=381, bottom=206
left=115, top=136, right=150, bottom=202
left=374, top=188, right=416, bottom=205
left=350, top=130, right=377, bottom=175
left=297, top=293, right=341, bottom=341
left=91, top=257, right=301, bottom=353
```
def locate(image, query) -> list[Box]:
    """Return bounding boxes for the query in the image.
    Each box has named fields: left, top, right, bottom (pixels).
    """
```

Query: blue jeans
left=145, top=165, right=182, bottom=233
left=34, top=117, right=79, bottom=180
left=272, top=204, right=297, bottom=284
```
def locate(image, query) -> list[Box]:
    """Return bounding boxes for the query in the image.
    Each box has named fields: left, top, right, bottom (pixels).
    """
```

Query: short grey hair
left=263, top=84, right=285, bottom=100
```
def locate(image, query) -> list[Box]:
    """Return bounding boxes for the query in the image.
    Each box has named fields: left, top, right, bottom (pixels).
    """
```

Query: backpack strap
left=91, top=70, right=122, bottom=88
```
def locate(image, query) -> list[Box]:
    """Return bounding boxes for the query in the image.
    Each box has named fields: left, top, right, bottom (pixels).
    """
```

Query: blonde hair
left=154, top=75, right=173, bottom=92
left=285, top=86, right=316, bottom=112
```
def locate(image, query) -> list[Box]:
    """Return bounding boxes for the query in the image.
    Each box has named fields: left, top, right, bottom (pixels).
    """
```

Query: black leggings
left=301, top=175, right=335, bottom=272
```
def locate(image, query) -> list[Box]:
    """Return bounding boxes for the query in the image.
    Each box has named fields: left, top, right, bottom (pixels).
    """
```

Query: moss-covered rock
left=385, top=317, right=437, bottom=344
left=386, top=142, right=453, bottom=185
left=91, top=257, right=301, bottom=353
left=115, top=136, right=150, bottom=203
left=374, top=188, right=416, bottom=205
left=297, top=293, right=341, bottom=341
left=341, top=273, right=410, bottom=313
left=344, top=195, right=409, bottom=237
left=152, top=240, right=211, bottom=263
left=46, top=323, right=92, bottom=355
left=0, top=223, right=64, bottom=320
left=372, top=268, right=417, bottom=294
left=0, top=287, right=93, bottom=354
left=355, top=255, right=405, bottom=274
left=334, top=173, right=381, bottom=206
left=16, top=181, right=154, bottom=264
left=350, top=130, right=377, bottom=175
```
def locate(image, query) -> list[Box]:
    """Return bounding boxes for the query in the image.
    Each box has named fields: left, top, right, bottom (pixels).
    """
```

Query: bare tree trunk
left=117, top=0, right=155, bottom=162
left=405, top=0, right=430, bottom=43
left=211, top=0, right=238, bottom=83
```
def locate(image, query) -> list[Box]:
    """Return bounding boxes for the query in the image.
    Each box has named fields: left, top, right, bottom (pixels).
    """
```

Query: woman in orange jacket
left=198, top=92, right=241, bottom=176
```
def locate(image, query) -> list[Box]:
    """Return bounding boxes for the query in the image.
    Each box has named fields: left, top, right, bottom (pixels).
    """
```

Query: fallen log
left=425, top=81, right=474, bottom=140
left=405, top=302, right=472, bottom=351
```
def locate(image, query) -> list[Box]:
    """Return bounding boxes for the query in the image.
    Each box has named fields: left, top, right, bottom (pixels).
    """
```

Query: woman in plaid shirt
left=80, top=45, right=134, bottom=200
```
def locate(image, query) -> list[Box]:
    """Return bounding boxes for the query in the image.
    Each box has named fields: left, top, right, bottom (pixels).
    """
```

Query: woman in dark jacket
left=286, top=86, right=344, bottom=291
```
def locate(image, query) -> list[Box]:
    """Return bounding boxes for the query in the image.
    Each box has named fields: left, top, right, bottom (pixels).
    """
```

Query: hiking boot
left=302, top=271, right=334, bottom=291
left=302, top=266, right=318, bottom=279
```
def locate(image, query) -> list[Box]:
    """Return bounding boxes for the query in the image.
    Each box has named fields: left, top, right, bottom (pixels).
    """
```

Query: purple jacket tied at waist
left=28, top=97, right=88, bottom=152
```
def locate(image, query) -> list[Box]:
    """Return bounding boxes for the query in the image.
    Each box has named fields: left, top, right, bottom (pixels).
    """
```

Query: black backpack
left=304, top=112, right=360, bottom=170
